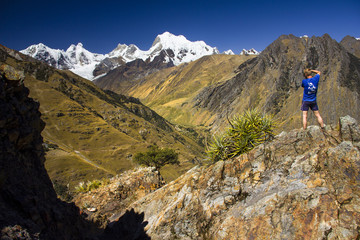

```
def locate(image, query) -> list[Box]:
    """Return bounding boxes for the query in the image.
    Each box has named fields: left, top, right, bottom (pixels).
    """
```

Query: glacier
left=21, top=32, right=258, bottom=80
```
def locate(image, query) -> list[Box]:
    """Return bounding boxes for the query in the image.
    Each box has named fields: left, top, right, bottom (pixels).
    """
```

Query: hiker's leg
left=313, top=111, right=324, bottom=128
left=302, top=111, right=308, bottom=130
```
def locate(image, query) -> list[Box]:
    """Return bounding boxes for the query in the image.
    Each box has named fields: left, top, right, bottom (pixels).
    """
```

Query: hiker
left=301, top=68, right=324, bottom=130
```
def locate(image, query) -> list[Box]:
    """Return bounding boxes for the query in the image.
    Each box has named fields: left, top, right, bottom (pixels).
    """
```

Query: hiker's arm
left=311, top=69, right=321, bottom=75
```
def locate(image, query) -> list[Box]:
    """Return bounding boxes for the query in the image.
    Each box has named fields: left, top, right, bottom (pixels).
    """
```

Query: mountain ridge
left=190, top=33, right=360, bottom=131
left=20, top=32, right=248, bottom=80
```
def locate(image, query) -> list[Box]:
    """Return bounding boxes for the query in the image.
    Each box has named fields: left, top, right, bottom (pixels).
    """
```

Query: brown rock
left=122, top=118, right=360, bottom=239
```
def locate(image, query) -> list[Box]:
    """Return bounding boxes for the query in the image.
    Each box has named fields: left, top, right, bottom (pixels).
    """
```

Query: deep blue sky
left=2, top=0, right=359, bottom=54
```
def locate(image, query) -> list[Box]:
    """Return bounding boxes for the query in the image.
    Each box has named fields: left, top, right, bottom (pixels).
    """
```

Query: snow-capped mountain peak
left=21, top=43, right=73, bottom=69
left=239, top=48, right=260, bottom=56
left=108, top=43, right=142, bottom=62
left=223, top=50, right=235, bottom=55
left=65, top=42, right=105, bottom=66
left=151, top=32, right=194, bottom=50
left=146, top=32, right=219, bottom=65
left=107, top=32, right=220, bottom=66
left=20, top=32, right=256, bottom=80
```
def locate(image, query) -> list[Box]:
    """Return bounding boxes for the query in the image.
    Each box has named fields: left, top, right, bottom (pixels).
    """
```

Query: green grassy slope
left=127, top=54, right=255, bottom=127
left=1, top=45, right=205, bottom=187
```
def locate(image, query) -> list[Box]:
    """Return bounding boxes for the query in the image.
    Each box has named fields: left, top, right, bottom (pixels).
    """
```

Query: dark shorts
left=301, top=101, right=319, bottom=111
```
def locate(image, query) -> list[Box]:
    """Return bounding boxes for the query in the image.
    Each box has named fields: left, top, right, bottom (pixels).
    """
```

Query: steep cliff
left=340, top=35, right=360, bottom=58
left=0, top=64, right=86, bottom=239
left=125, top=116, right=360, bottom=239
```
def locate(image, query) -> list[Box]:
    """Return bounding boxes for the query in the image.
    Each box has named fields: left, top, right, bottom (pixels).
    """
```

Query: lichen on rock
left=122, top=116, right=360, bottom=239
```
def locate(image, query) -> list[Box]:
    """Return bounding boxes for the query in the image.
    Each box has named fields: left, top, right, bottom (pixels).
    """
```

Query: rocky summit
left=122, top=116, right=360, bottom=239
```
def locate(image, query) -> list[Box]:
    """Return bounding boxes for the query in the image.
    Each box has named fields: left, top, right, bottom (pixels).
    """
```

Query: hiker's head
left=303, top=68, right=312, bottom=78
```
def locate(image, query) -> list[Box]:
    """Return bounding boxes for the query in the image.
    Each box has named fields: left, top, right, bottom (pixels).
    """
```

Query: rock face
left=0, top=64, right=86, bottom=239
left=340, top=35, right=360, bottom=58
left=73, top=167, right=165, bottom=227
left=94, top=55, right=174, bottom=94
left=127, top=117, right=360, bottom=239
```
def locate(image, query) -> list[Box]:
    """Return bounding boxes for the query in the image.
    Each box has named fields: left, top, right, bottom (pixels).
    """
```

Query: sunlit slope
left=127, top=54, right=255, bottom=126
left=1, top=45, right=204, bottom=185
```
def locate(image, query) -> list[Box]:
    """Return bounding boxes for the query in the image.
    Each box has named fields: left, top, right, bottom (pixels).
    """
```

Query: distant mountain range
left=20, top=32, right=259, bottom=80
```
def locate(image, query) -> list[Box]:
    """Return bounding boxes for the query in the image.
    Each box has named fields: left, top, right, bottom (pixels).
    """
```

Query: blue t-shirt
left=302, top=74, right=320, bottom=102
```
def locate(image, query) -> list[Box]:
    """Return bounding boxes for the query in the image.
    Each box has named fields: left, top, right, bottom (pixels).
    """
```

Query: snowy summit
left=239, top=48, right=260, bottom=56
left=21, top=32, right=257, bottom=80
left=109, top=32, right=220, bottom=66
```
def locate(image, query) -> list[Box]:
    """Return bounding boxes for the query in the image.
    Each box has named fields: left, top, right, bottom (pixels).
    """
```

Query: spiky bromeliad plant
left=207, top=109, right=277, bottom=162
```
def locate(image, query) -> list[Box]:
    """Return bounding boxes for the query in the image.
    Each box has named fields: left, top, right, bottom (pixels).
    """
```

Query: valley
left=0, top=44, right=205, bottom=189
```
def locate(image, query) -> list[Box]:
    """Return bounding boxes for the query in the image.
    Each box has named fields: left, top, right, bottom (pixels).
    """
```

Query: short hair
left=303, top=68, right=312, bottom=78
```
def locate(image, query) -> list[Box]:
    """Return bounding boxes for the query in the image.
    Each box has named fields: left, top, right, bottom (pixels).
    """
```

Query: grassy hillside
left=0, top=45, right=205, bottom=187
left=127, top=54, right=255, bottom=127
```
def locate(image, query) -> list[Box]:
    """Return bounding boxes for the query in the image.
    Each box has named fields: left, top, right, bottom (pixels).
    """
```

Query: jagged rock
left=340, top=35, right=360, bottom=58
left=0, top=64, right=25, bottom=82
left=73, top=167, right=165, bottom=228
left=124, top=119, right=360, bottom=239
left=93, top=56, right=125, bottom=77
left=94, top=57, right=174, bottom=95
left=340, top=115, right=360, bottom=142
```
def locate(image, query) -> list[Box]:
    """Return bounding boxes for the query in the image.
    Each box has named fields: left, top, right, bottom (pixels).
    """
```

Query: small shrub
left=134, top=145, right=179, bottom=170
left=207, top=108, right=277, bottom=162
left=75, top=179, right=102, bottom=193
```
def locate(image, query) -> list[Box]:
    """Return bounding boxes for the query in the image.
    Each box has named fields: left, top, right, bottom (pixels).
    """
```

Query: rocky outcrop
left=93, top=56, right=125, bottom=77
left=73, top=167, right=165, bottom=227
left=0, top=64, right=87, bottom=239
left=340, top=35, right=360, bottom=58
left=126, top=116, right=360, bottom=239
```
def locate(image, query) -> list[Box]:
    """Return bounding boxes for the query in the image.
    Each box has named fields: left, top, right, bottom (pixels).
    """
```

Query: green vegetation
left=75, top=179, right=103, bottom=193
left=207, top=109, right=277, bottom=162
left=134, top=145, right=179, bottom=170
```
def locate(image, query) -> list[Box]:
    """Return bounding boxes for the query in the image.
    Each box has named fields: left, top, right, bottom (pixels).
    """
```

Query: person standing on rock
left=301, top=69, right=325, bottom=130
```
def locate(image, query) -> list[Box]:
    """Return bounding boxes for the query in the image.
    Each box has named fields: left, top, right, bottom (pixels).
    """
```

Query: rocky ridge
left=20, top=32, right=230, bottom=80
left=73, top=167, right=165, bottom=228
left=193, top=34, right=360, bottom=132
left=122, top=116, right=360, bottom=239
left=340, top=35, right=360, bottom=58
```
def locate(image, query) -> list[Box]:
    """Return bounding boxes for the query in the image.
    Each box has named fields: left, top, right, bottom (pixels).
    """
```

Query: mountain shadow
left=0, top=63, right=152, bottom=239
left=101, top=209, right=151, bottom=240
